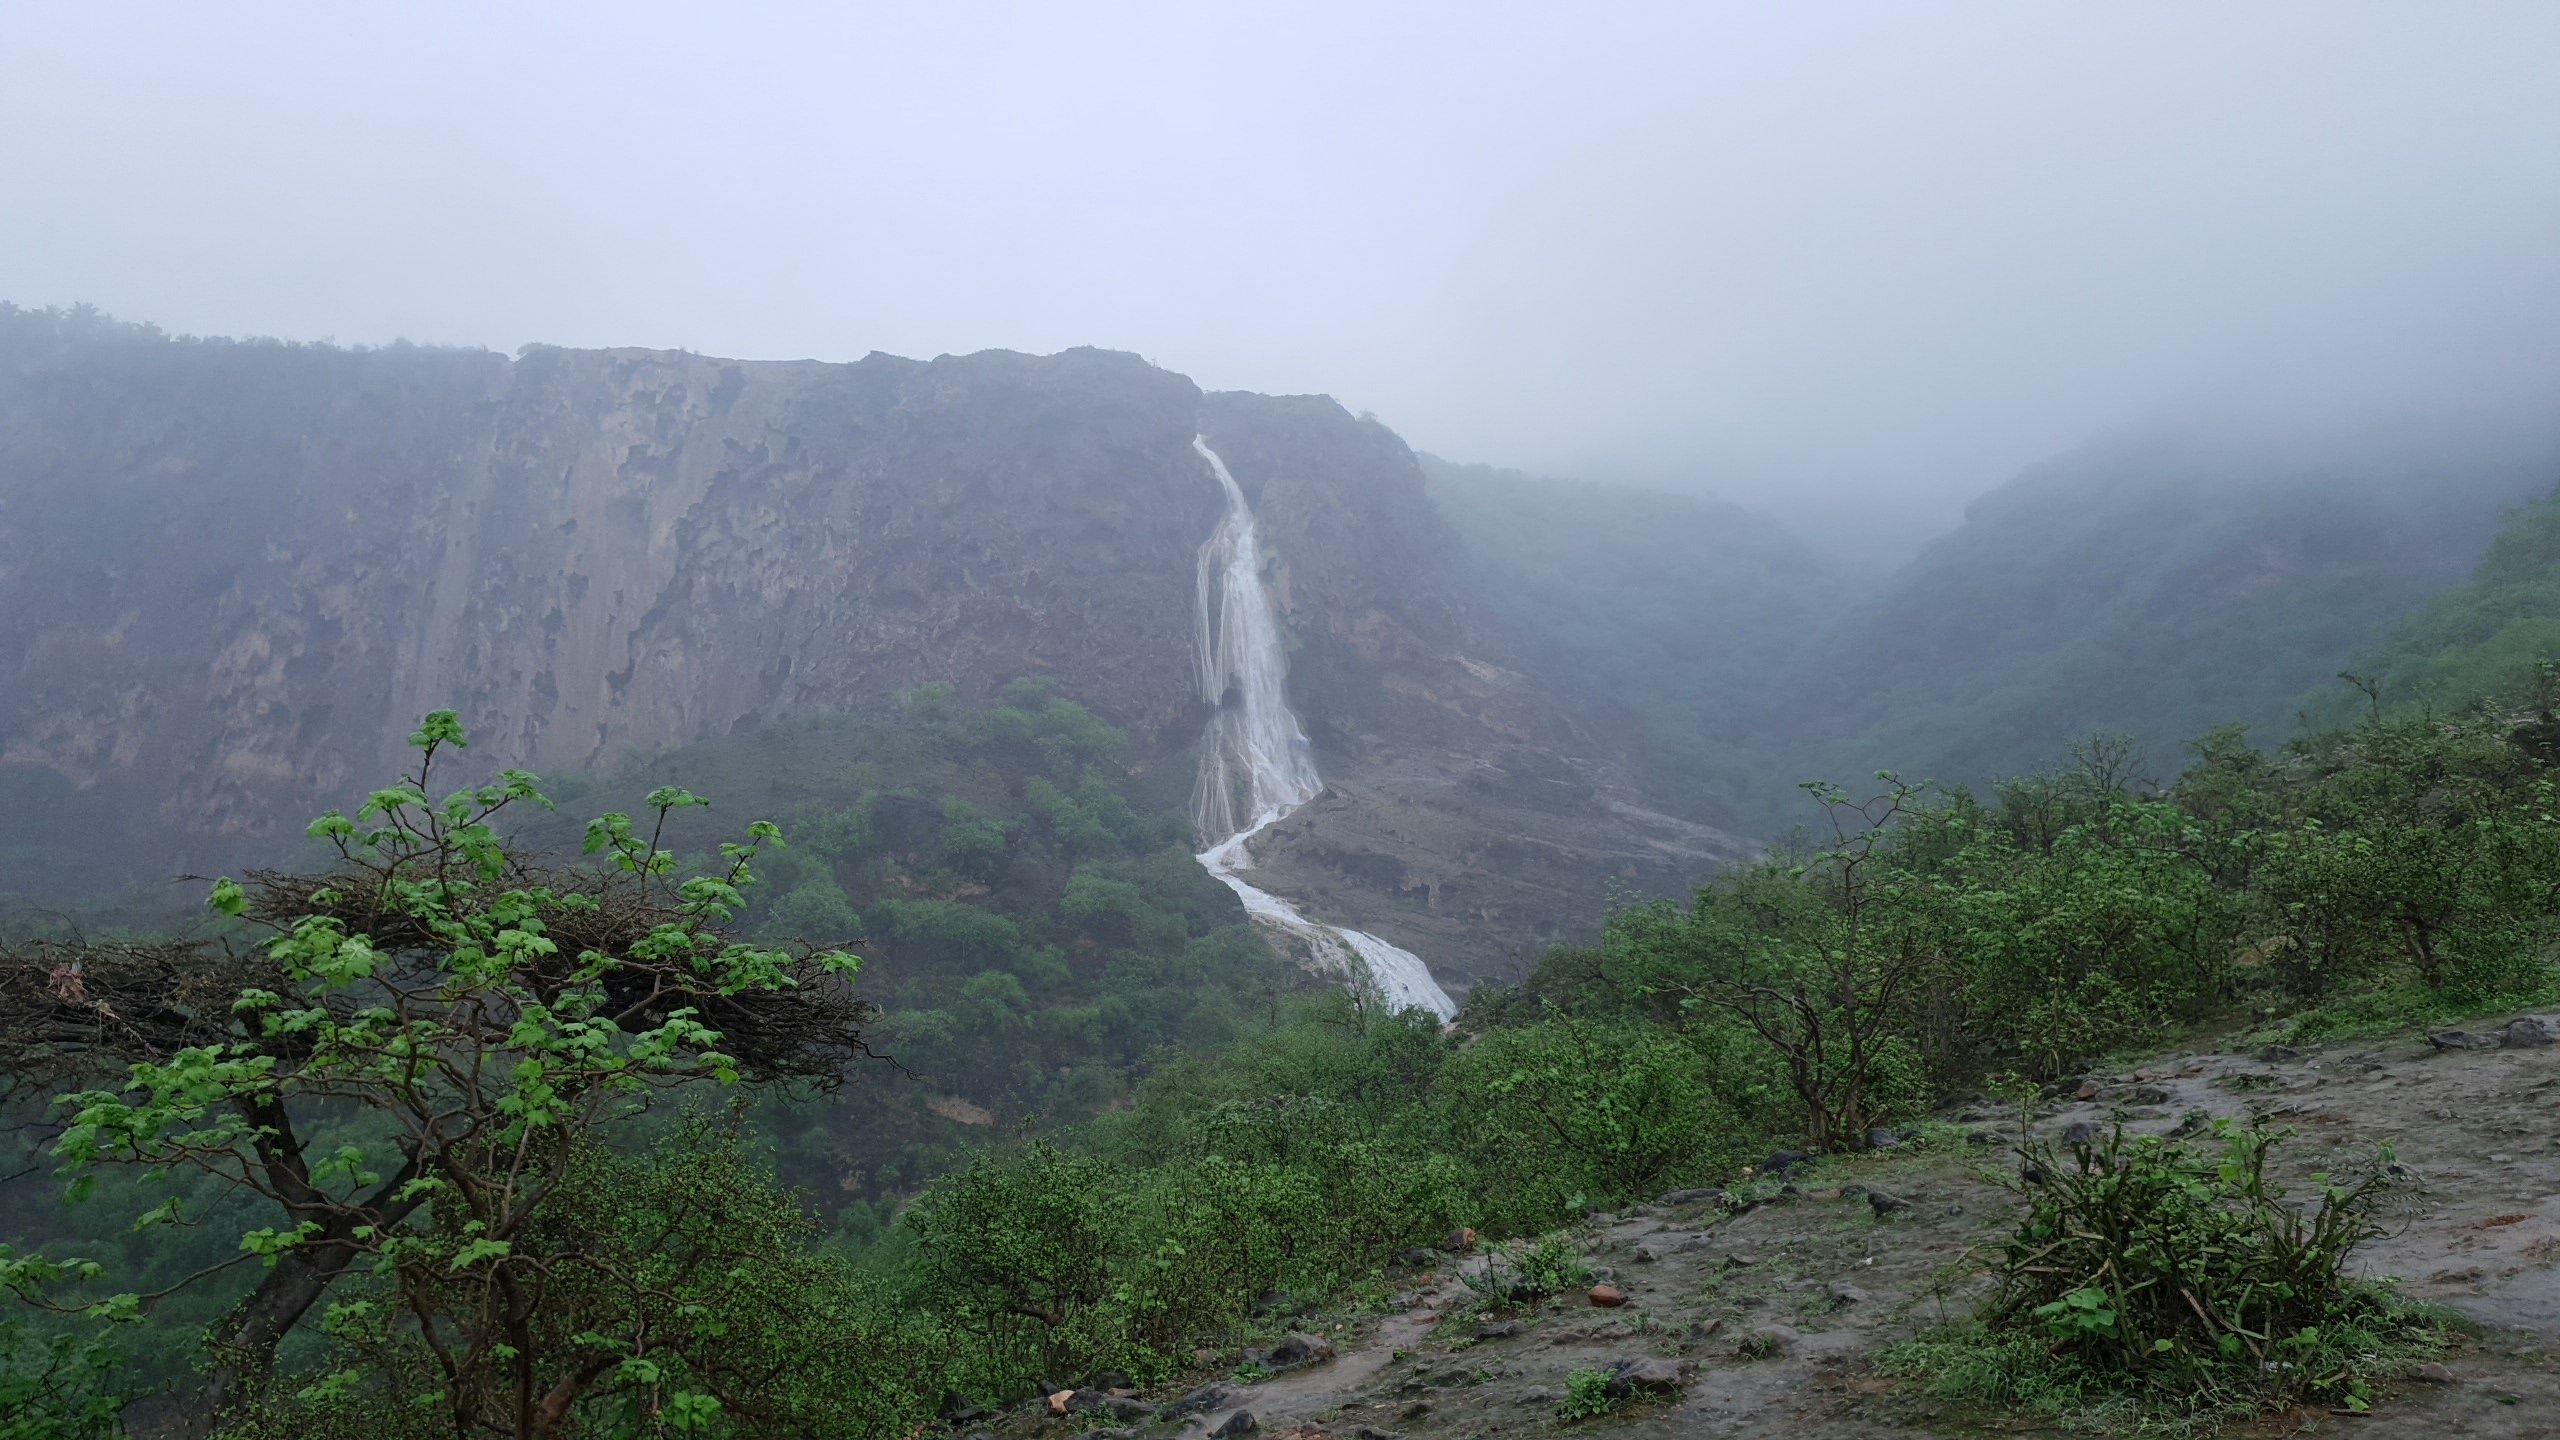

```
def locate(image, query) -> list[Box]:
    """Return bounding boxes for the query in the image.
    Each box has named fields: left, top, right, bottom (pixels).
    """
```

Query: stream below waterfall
left=1187, top=436, right=1456, bottom=1021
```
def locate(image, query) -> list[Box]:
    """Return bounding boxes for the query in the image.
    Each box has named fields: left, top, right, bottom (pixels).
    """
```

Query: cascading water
left=1188, top=436, right=1458, bottom=1021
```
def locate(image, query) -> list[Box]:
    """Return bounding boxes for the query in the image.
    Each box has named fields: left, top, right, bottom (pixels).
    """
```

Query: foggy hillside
left=6, top=8, right=2560, bottom=1439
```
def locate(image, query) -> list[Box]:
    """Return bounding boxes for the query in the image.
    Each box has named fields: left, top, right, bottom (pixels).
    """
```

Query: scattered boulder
left=1758, top=1150, right=1809, bottom=1177
left=2428, top=1030, right=2498, bottom=1051
left=1603, top=1356, right=1690, bottom=1400
left=1245, top=1332, right=1335, bottom=1371
left=1867, top=1189, right=1912, bottom=1217
left=2257, top=1044, right=2301, bottom=1063
left=1866, top=1128, right=1902, bottom=1150
left=2062, top=1121, right=2097, bottom=1148
left=1657, top=1187, right=1726, bottom=1207
left=1473, top=1320, right=1520, bottom=1341
left=1161, top=1386, right=1231, bottom=1419
left=2414, top=1363, right=2458, bottom=1385
left=2500, top=1017, right=2557, bottom=1049
left=1631, top=1245, right=1659, bottom=1264
left=2075, top=1079, right=2102, bottom=1100
left=1737, top=1325, right=1801, bottom=1358
left=1721, top=1252, right=1758, bottom=1269
left=2129, top=1085, right=2173, bottom=1105
left=1587, top=1283, right=1628, bottom=1308
left=1209, top=1411, right=1258, bottom=1439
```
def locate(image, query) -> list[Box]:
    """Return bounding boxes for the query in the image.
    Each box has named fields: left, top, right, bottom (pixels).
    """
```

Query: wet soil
left=1007, top=1015, right=2560, bottom=1440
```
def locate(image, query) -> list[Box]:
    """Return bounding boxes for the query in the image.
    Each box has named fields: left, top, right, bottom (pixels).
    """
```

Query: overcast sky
left=3, top=2, right=2555, bottom=547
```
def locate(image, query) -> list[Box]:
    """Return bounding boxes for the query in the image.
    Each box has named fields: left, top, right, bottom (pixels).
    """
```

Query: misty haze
left=4, top=6, right=2560, bottom=1439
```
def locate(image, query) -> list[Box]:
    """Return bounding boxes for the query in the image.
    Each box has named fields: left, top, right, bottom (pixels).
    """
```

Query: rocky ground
left=1242, top=745, right=1754, bottom=993
left=998, top=1013, right=2560, bottom=1440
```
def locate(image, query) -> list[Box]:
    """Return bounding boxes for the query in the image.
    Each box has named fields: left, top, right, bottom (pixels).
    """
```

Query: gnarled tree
left=0, top=713, right=872, bottom=1436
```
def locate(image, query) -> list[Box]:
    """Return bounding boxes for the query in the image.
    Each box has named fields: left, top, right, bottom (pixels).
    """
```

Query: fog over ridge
left=2, top=2, right=2554, bottom=554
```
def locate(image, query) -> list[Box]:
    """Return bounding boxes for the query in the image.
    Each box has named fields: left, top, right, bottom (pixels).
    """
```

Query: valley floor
left=1014, top=1017, right=2560, bottom=1440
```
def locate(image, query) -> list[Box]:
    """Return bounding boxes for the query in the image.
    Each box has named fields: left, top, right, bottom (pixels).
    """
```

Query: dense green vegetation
left=506, top=681, right=1296, bottom=1210
left=8, top=665, right=2558, bottom=1436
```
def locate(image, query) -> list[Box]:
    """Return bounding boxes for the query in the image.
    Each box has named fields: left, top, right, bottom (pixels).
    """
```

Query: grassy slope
left=1420, top=456, right=1842, bottom=820
left=1774, top=432, right=2547, bottom=795
left=2329, top=480, right=2560, bottom=716
left=1432, top=426, right=2558, bottom=836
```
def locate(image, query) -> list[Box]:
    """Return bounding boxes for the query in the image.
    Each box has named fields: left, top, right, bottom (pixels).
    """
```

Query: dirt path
left=1015, top=1016, right=2560, bottom=1440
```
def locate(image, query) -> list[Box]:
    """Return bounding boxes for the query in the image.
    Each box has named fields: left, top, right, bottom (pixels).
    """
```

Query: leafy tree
left=0, top=713, right=869, bottom=1433
left=1649, top=778, right=1946, bottom=1151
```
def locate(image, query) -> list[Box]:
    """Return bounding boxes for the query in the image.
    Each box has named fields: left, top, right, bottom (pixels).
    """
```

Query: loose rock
left=1604, top=1356, right=1690, bottom=1399
left=1867, top=1189, right=1912, bottom=1217
left=1473, top=1320, right=1520, bottom=1340
left=2428, top=1030, right=2498, bottom=1050
left=1587, top=1283, right=1628, bottom=1308
left=1161, top=1386, right=1231, bottom=1419
left=1209, top=1411, right=1258, bottom=1439
left=2500, top=1017, right=2557, bottom=1049
left=2414, top=1363, right=2458, bottom=1384
left=1246, top=1332, right=1336, bottom=1370
left=1758, top=1150, right=1809, bottom=1177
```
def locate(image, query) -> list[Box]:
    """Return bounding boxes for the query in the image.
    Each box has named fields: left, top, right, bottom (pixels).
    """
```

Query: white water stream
left=1188, top=436, right=1458, bottom=1021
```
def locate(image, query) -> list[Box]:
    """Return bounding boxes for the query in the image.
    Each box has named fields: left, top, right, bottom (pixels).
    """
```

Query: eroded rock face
left=0, top=309, right=1745, bottom=974
left=1, top=319, right=1214, bottom=878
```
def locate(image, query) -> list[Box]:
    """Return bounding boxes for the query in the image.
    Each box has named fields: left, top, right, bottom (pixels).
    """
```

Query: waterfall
left=1188, top=436, right=1458, bottom=1021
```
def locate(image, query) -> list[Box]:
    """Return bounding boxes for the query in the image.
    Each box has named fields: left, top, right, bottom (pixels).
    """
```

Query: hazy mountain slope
left=0, top=304, right=1742, bottom=983
left=1767, top=423, right=2560, bottom=804
left=2327, top=480, right=2560, bottom=715
left=1419, top=456, right=1843, bottom=819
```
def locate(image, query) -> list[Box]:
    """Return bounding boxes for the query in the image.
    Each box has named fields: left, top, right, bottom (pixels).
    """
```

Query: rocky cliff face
left=0, top=307, right=1741, bottom=980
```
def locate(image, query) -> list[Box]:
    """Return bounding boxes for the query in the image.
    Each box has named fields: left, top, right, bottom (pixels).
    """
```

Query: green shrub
left=1556, top=1367, right=1616, bottom=1421
left=1891, top=1122, right=2441, bottom=1424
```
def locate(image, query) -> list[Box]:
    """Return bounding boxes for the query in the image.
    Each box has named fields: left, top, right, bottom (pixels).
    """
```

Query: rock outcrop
left=0, top=307, right=1745, bottom=980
